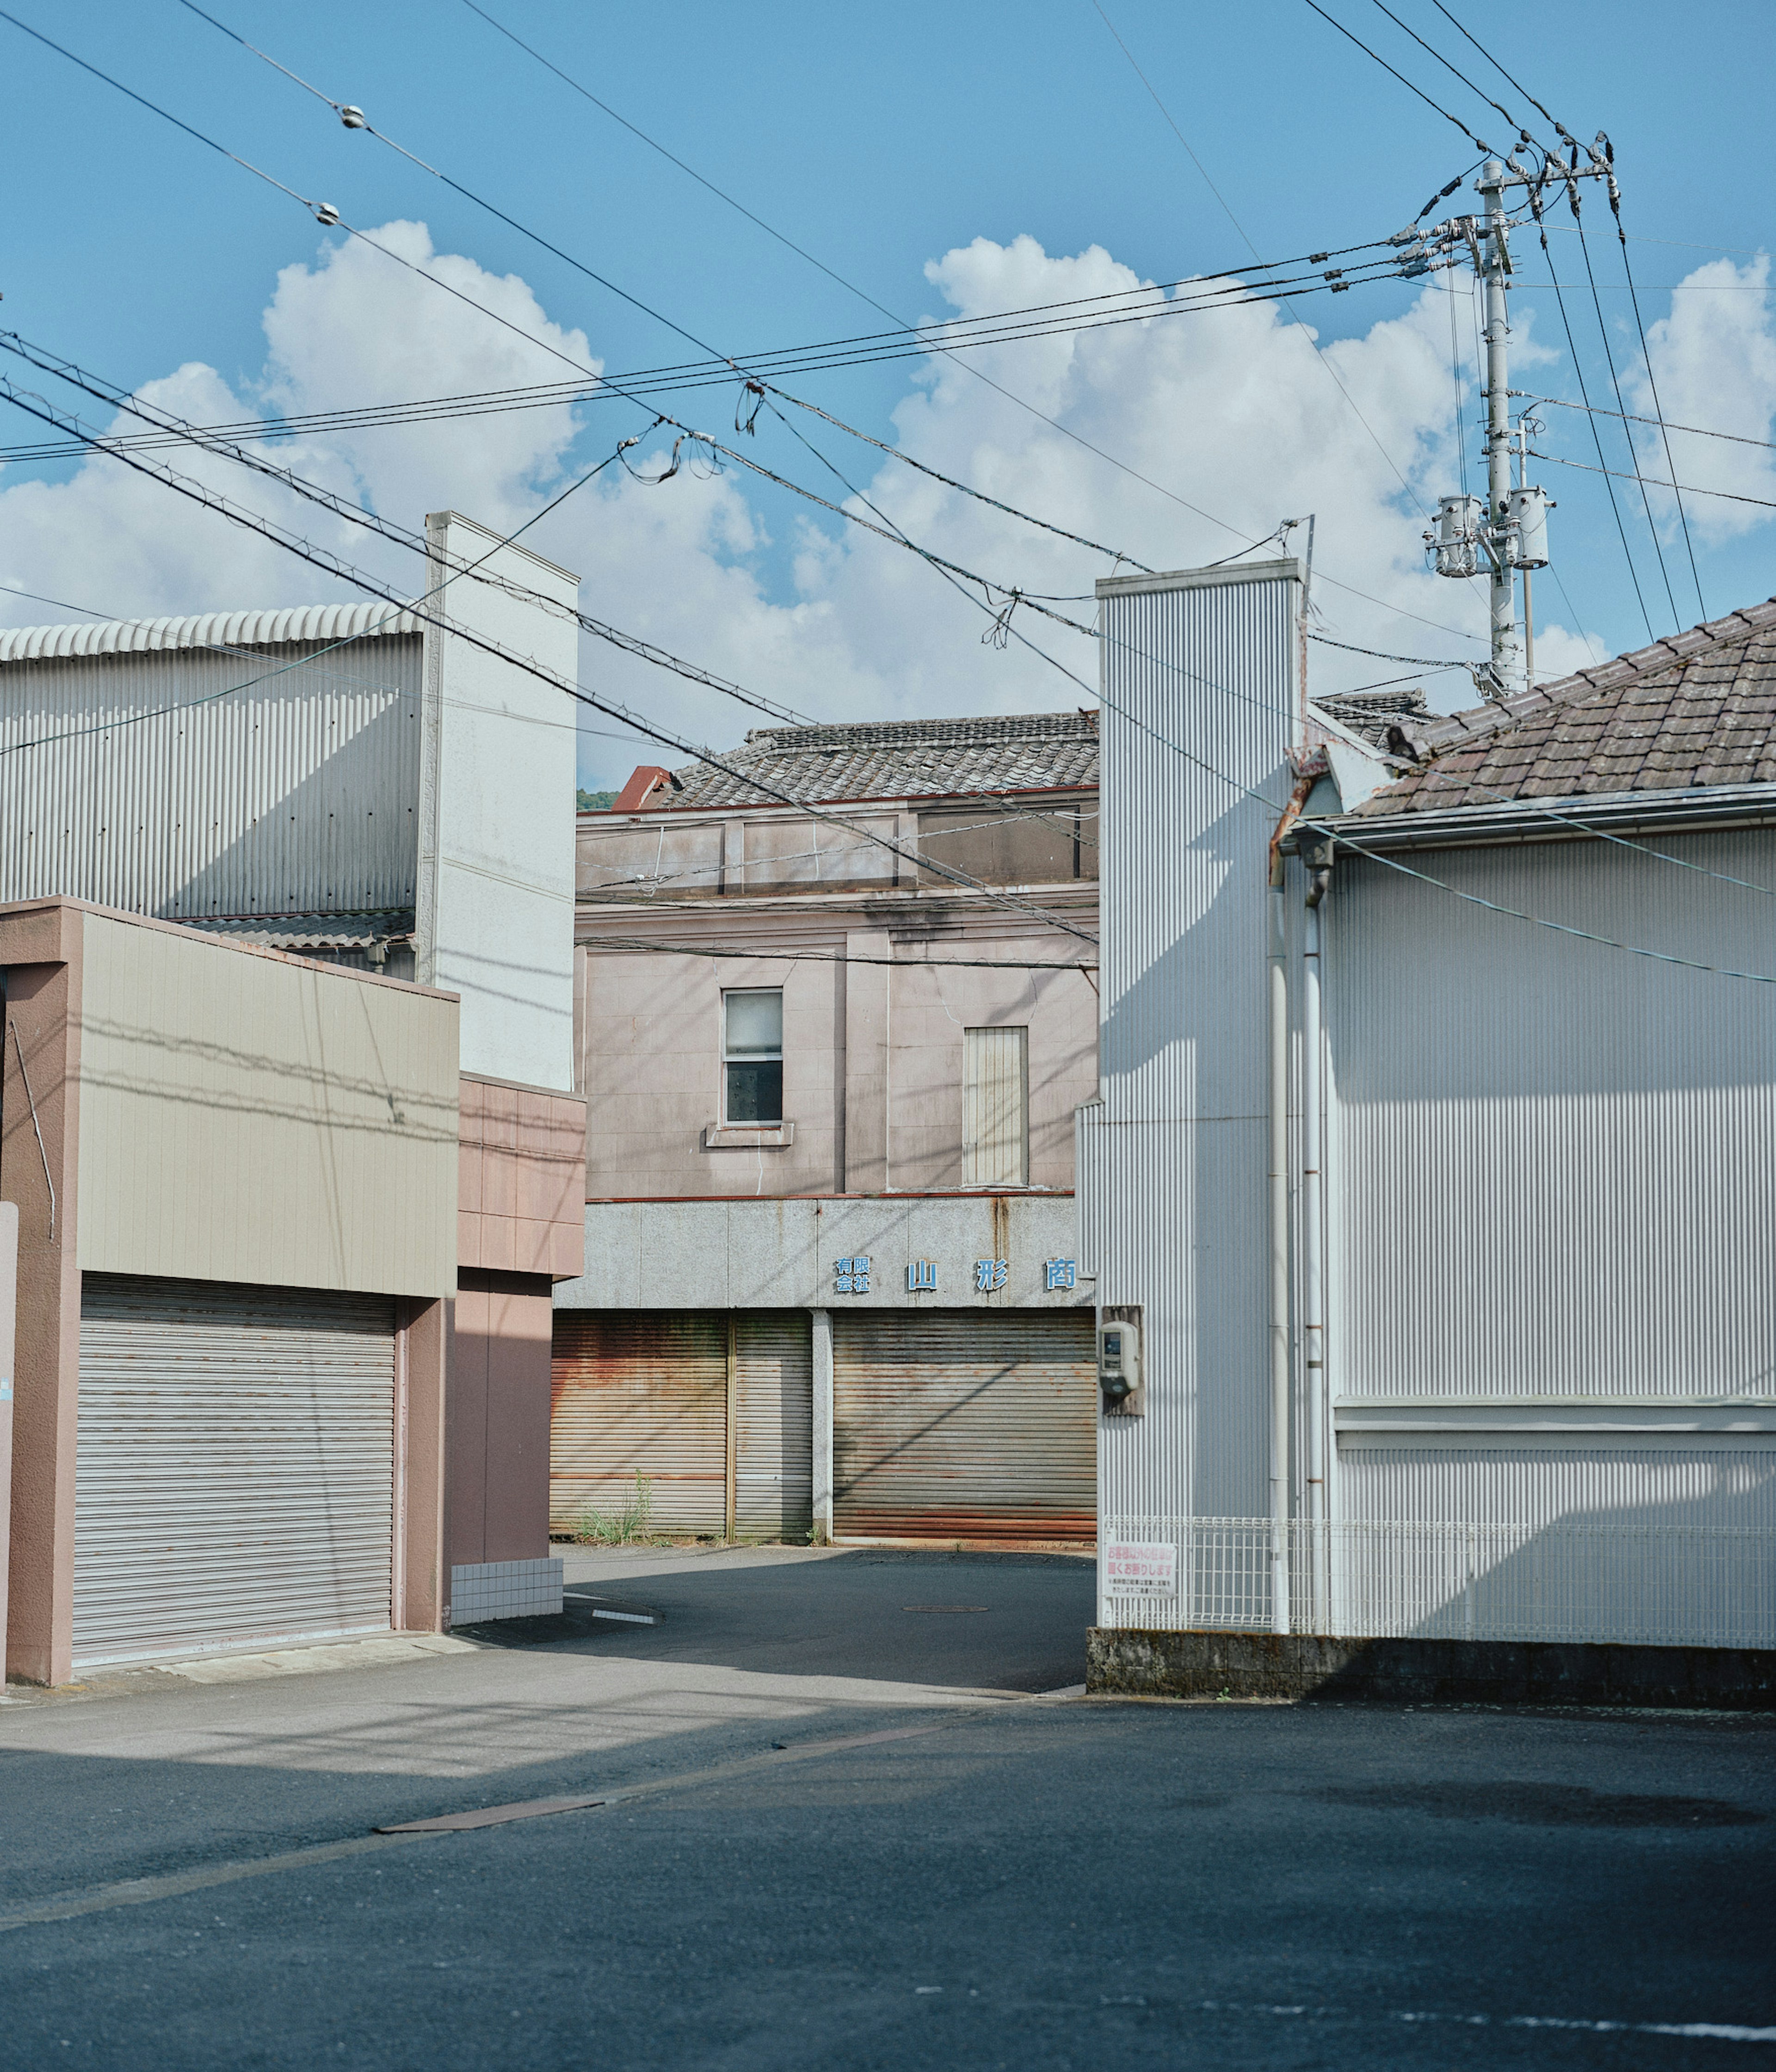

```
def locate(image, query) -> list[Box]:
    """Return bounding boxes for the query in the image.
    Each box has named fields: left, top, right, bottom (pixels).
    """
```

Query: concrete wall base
left=1086, top=1627, right=1776, bottom=1711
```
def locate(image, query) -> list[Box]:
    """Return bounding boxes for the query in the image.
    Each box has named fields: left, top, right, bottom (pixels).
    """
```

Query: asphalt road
left=2, top=1549, right=1772, bottom=2071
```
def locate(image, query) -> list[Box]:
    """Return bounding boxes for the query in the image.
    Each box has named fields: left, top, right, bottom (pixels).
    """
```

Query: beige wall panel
left=75, top=913, right=459, bottom=1296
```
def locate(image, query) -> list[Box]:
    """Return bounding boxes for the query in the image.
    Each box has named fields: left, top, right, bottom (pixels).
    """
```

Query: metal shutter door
left=74, top=1275, right=395, bottom=1667
left=550, top=1311, right=727, bottom=1535
left=734, top=1311, right=812, bottom=1540
left=833, top=1309, right=1096, bottom=1542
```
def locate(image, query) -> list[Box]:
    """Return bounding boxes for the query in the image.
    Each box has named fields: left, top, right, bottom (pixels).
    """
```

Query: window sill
left=702, top=1122, right=796, bottom=1151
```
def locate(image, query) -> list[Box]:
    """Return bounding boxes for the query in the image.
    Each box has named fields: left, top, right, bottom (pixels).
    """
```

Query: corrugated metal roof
left=1351, top=597, right=1776, bottom=817
left=663, top=710, right=1098, bottom=810
left=0, top=603, right=422, bottom=665
left=186, top=909, right=415, bottom=952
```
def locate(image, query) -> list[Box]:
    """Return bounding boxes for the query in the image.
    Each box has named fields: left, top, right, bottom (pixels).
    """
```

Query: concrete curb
left=1085, top=1628, right=1776, bottom=1711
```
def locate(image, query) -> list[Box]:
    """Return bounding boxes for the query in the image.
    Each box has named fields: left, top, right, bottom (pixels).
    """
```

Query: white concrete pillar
left=810, top=1306, right=834, bottom=1543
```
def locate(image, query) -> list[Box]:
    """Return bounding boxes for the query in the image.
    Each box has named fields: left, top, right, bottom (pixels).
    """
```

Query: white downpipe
left=1302, top=875, right=1329, bottom=1633
left=1266, top=877, right=1292, bottom=1635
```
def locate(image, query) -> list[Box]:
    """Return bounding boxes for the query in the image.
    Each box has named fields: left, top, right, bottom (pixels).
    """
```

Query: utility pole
left=1478, top=160, right=1522, bottom=697
left=1424, top=158, right=1564, bottom=701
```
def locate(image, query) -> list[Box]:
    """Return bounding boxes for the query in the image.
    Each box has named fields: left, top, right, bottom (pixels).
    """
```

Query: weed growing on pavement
left=574, top=1474, right=655, bottom=1544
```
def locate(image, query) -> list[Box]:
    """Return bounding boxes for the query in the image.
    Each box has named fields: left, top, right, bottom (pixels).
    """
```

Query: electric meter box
left=1098, top=1305, right=1144, bottom=1417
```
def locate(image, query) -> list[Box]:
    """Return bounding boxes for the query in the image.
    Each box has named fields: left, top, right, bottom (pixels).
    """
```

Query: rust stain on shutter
left=549, top=1311, right=727, bottom=1535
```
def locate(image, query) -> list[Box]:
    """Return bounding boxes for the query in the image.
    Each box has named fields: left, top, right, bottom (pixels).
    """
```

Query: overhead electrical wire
left=27, top=10, right=1747, bottom=917
left=8, top=350, right=1770, bottom=977
left=1300, top=0, right=1498, bottom=153
left=733, top=379, right=1776, bottom=915
left=0, top=258, right=1423, bottom=469
left=450, top=0, right=1491, bottom=634
left=1362, top=0, right=1545, bottom=151
left=1598, top=150, right=1708, bottom=621
left=1293, top=0, right=1708, bottom=648
left=1565, top=173, right=1682, bottom=630
left=31, top=315, right=1745, bottom=916
left=6, top=3, right=1490, bottom=649
left=1539, top=398, right=1776, bottom=454
left=0, top=369, right=1100, bottom=944
left=1089, top=0, right=1438, bottom=521
left=1526, top=449, right=1776, bottom=512
left=0, top=331, right=827, bottom=733
left=588, top=938, right=1099, bottom=972
left=0, top=437, right=632, bottom=759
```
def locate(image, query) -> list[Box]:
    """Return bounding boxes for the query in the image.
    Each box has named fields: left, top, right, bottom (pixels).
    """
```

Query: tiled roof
left=663, top=710, right=1098, bottom=810
left=1349, top=599, right=1776, bottom=817
left=1312, top=685, right=1431, bottom=747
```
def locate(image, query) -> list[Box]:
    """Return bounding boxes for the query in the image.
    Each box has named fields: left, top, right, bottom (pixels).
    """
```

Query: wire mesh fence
left=1099, top=1516, right=1776, bottom=1648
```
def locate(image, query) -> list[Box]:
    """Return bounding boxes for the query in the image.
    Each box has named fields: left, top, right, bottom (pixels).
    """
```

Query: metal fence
left=1100, top=1516, right=1776, bottom=1649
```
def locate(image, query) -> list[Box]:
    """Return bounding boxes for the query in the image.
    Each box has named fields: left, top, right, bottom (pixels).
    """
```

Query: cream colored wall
left=75, top=911, right=459, bottom=1295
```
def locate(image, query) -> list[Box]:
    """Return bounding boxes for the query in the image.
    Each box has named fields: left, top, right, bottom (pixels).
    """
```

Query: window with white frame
left=963, top=1025, right=1028, bottom=1186
left=722, top=989, right=783, bottom=1124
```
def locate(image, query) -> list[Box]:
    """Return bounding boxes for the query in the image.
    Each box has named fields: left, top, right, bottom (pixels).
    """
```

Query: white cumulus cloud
left=1628, top=255, right=1776, bottom=546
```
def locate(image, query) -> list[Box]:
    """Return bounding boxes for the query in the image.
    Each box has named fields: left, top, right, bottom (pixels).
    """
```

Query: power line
left=1300, top=0, right=1497, bottom=153
left=1527, top=448, right=1776, bottom=512
left=586, top=938, right=1099, bottom=972
left=1425, top=0, right=1559, bottom=134
left=1362, top=0, right=1543, bottom=150
left=0, top=329, right=825, bottom=732
left=739, top=380, right=1776, bottom=920
left=0, top=437, right=631, bottom=757
left=1090, top=0, right=1438, bottom=521
left=444, top=0, right=1491, bottom=646
left=1566, top=173, right=1682, bottom=629
left=1598, top=148, right=1708, bottom=621
left=1539, top=398, right=1776, bottom=454
left=9, top=3, right=1488, bottom=649
left=0, top=367, right=1099, bottom=944
left=11, top=347, right=1767, bottom=979
left=1526, top=185, right=1656, bottom=643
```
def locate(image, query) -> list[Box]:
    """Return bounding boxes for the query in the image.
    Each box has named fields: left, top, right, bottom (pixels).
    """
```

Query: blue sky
left=1, top=1, right=1771, bottom=787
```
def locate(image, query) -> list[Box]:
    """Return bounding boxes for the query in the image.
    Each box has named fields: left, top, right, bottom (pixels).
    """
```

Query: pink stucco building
left=555, top=713, right=1102, bottom=1546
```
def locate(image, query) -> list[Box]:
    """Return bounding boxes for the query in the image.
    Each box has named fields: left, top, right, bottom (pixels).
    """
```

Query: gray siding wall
left=1084, top=560, right=1301, bottom=1529
left=0, top=636, right=422, bottom=917
left=1326, top=830, right=1776, bottom=1404
left=1324, top=828, right=1776, bottom=1531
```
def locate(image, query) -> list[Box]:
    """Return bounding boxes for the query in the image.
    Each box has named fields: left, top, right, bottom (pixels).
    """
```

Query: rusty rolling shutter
left=73, top=1274, right=396, bottom=1668
left=832, top=1308, right=1096, bottom=1543
left=734, top=1311, right=813, bottom=1540
left=550, top=1311, right=727, bottom=1535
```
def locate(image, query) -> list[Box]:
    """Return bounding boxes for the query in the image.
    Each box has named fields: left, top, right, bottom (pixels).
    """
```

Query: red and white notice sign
left=1104, top=1541, right=1177, bottom=1598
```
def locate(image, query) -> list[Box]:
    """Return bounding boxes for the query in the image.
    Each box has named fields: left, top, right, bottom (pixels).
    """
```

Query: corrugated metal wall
left=832, top=1309, right=1096, bottom=1540
left=962, top=1025, right=1029, bottom=1186
left=0, top=633, right=422, bottom=916
left=1339, top=1444, right=1776, bottom=1529
left=1326, top=831, right=1776, bottom=1411
left=1088, top=564, right=1301, bottom=1552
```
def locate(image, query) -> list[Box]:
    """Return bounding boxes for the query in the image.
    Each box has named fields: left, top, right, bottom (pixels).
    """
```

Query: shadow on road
left=455, top=1549, right=1094, bottom=1692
